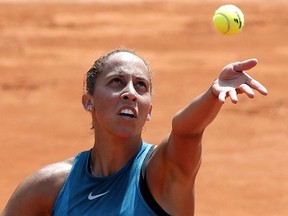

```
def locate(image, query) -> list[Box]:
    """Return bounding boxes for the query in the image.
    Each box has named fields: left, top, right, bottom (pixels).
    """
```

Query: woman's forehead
left=103, top=52, right=150, bottom=77
left=106, top=51, right=144, bottom=65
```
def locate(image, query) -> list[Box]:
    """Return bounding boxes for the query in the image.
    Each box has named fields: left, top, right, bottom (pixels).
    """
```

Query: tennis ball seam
left=215, top=12, right=230, bottom=34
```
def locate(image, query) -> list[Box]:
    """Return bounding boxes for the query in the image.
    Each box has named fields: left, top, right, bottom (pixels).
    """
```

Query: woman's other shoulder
left=1, top=157, right=75, bottom=216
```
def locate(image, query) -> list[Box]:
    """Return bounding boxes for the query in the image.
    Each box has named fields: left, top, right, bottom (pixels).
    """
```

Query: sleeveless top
left=52, top=142, right=165, bottom=216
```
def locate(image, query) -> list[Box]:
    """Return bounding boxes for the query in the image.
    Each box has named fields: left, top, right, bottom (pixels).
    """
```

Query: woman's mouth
left=119, top=108, right=136, bottom=119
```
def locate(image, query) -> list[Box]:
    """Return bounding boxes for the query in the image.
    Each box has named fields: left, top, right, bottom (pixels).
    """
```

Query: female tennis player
left=1, top=49, right=268, bottom=216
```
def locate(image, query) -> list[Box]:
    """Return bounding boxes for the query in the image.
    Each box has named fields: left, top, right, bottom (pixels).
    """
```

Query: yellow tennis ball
left=213, top=5, right=244, bottom=35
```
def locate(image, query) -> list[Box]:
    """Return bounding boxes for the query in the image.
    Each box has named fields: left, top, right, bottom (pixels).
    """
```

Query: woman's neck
left=90, top=136, right=142, bottom=177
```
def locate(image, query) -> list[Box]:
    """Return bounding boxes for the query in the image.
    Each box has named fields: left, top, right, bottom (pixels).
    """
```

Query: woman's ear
left=146, top=104, right=153, bottom=121
left=82, top=94, right=94, bottom=111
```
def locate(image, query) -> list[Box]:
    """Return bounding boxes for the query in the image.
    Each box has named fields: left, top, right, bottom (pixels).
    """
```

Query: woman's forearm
left=172, top=87, right=223, bottom=136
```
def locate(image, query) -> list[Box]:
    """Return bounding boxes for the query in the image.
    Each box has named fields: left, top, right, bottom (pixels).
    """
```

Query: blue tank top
left=52, top=142, right=157, bottom=216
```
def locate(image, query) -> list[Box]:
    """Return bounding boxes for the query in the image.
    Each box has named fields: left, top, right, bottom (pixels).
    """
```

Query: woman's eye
left=112, top=78, right=121, bottom=83
left=137, top=81, right=146, bottom=87
left=136, top=81, right=148, bottom=91
left=110, top=78, right=123, bottom=86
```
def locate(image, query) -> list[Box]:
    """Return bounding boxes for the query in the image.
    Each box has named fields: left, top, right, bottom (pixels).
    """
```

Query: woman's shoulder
left=33, top=157, right=76, bottom=203
left=33, top=150, right=91, bottom=196
left=37, top=157, right=75, bottom=184
left=1, top=157, right=76, bottom=216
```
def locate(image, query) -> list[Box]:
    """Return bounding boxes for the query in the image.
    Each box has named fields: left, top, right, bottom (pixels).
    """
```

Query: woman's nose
left=121, top=84, right=137, bottom=101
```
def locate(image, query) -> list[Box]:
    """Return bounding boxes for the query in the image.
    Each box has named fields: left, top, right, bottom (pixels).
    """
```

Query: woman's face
left=89, top=52, right=153, bottom=138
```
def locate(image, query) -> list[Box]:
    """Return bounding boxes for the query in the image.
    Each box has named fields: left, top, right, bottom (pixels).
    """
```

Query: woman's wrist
left=209, top=80, right=219, bottom=99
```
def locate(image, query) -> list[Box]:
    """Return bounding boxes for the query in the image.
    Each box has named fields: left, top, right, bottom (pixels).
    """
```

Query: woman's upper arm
left=148, top=133, right=202, bottom=187
left=1, top=172, right=50, bottom=216
left=145, top=133, right=202, bottom=214
left=1, top=159, right=73, bottom=216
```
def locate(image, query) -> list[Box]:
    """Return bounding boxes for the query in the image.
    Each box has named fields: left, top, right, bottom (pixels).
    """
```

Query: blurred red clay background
left=0, top=1, right=287, bottom=215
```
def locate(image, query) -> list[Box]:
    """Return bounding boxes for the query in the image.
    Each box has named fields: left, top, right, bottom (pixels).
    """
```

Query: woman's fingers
left=233, top=58, right=258, bottom=72
left=218, top=91, right=226, bottom=103
left=239, top=84, right=255, bottom=98
left=248, top=79, right=269, bottom=95
left=214, top=58, right=268, bottom=103
left=228, top=89, right=238, bottom=104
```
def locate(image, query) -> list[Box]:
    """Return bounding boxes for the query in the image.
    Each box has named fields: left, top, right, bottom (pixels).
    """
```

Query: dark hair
left=84, top=48, right=152, bottom=95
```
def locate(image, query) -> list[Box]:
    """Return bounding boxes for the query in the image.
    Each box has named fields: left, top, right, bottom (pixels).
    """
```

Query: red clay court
left=0, top=1, right=287, bottom=215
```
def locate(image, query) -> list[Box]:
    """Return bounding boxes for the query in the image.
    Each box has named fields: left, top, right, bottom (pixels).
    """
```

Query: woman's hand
left=211, top=58, right=268, bottom=103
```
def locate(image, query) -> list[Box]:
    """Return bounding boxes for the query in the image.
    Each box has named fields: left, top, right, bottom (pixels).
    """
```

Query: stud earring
left=86, top=105, right=93, bottom=111
left=147, top=113, right=151, bottom=121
